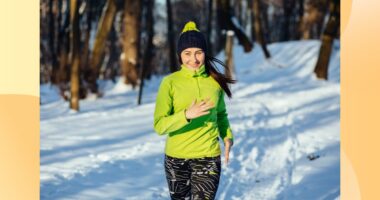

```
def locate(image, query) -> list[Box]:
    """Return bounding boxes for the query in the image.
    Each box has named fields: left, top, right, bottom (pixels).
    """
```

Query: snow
left=41, top=40, right=340, bottom=200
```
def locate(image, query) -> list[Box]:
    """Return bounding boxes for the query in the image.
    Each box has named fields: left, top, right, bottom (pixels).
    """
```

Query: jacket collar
left=180, top=64, right=208, bottom=77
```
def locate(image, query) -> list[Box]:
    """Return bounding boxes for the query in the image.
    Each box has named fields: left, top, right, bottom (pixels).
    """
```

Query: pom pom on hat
left=181, top=21, right=200, bottom=33
left=177, top=21, right=207, bottom=56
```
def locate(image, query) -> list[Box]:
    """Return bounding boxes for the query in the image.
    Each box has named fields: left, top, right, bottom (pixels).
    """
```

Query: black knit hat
left=177, top=21, right=207, bottom=56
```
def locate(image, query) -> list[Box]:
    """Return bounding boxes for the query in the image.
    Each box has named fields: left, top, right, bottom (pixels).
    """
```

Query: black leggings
left=164, top=154, right=221, bottom=200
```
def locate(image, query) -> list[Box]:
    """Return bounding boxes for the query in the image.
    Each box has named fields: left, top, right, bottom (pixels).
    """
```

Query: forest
left=40, top=0, right=340, bottom=110
left=40, top=1, right=341, bottom=198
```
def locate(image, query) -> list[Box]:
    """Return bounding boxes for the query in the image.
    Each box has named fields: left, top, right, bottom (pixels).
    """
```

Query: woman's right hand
left=185, top=98, right=214, bottom=120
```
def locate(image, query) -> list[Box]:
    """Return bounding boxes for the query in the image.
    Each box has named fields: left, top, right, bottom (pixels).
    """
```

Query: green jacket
left=153, top=64, right=234, bottom=159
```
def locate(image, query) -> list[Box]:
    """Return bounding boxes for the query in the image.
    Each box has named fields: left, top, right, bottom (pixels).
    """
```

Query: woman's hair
left=204, top=56, right=236, bottom=98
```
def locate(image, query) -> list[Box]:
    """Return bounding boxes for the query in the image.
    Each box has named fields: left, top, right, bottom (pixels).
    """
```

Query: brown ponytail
left=205, top=56, right=236, bottom=98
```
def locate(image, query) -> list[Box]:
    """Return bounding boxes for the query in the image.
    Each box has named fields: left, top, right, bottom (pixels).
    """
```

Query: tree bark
left=314, top=0, right=340, bottom=80
left=296, top=0, right=304, bottom=39
left=300, top=0, right=328, bottom=39
left=225, top=31, right=234, bottom=79
left=166, top=0, right=177, bottom=72
left=104, top=25, right=119, bottom=82
left=138, top=0, right=155, bottom=105
left=282, top=0, right=295, bottom=41
left=216, top=0, right=226, bottom=53
left=217, top=0, right=253, bottom=53
left=56, top=0, right=63, bottom=54
left=88, top=0, right=117, bottom=93
left=49, top=0, right=59, bottom=84
left=122, top=0, right=141, bottom=87
left=235, top=0, right=243, bottom=24
left=206, top=0, right=213, bottom=56
left=300, top=1, right=313, bottom=39
left=57, top=0, right=71, bottom=99
left=315, top=0, right=329, bottom=38
left=69, top=0, right=80, bottom=110
left=40, top=42, right=50, bottom=83
left=253, top=0, right=271, bottom=58
left=259, top=0, right=269, bottom=42
left=81, top=0, right=93, bottom=81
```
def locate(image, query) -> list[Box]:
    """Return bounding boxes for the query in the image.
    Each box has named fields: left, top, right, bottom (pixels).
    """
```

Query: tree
left=225, top=31, right=235, bottom=79
left=252, top=0, right=271, bottom=58
left=122, top=0, right=141, bottom=87
left=138, top=0, right=155, bottom=105
left=281, top=0, right=296, bottom=41
left=88, top=0, right=117, bottom=93
left=166, top=0, right=177, bottom=72
left=69, top=0, right=80, bottom=110
left=216, top=0, right=253, bottom=53
left=295, top=0, right=304, bottom=39
left=48, top=0, right=59, bottom=84
left=81, top=0, right=93, bottom=84
left=57, top=2, right=71, bottom=99
left=206, top=0, right=213, bottom=56
left=300, top=0, right=329, bottom=39
left=314, top=0, right=339, bottom=80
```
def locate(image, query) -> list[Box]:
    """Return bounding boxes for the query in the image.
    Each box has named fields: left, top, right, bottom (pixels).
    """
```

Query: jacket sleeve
left=217, top=90, right=234, bottom=142
left=153, top=77, right=189, bottom=135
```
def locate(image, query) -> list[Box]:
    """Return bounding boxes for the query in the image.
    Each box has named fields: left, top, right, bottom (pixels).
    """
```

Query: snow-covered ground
left=40, top=40, right=340, bottom=200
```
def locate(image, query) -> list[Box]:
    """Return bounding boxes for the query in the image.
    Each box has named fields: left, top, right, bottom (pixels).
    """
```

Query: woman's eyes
left=185, top=52, right=203, bottom=56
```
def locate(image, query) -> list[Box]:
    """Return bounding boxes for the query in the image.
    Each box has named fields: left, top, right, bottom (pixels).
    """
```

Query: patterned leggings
left=164, top=154, right=221, bottom=200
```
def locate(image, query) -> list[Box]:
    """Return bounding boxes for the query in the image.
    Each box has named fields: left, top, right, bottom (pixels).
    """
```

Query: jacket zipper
left=196, top=76, right=201, bottom=98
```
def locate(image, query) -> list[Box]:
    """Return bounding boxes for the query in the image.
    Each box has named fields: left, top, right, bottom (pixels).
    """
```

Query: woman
left=154, top=21, right=235, bottom=200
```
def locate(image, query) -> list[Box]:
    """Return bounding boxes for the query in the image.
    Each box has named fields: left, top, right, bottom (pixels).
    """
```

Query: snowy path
left=41, top=40, right=340, bottom=200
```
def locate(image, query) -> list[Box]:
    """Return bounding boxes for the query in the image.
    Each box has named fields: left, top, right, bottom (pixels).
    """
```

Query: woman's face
left=180, top=47, right=205, bottom=70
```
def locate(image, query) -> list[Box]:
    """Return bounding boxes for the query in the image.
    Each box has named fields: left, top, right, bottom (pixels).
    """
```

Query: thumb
left=190, top=99, right=197, bottom=107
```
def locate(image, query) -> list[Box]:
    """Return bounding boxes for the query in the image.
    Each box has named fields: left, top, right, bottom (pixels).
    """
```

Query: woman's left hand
left=224, top=138, right=233, bottom=165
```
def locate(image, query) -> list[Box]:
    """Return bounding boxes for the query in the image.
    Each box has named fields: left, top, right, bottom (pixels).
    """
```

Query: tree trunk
left=166, top=0, right=177, bottom=72
left=216, top=0, right=226, bottom=53
left=260, top=0, right=269, bottom=43
left=206, top=0, right=213, bottom=56
left=300, top=2, right=311, bottom=39
left=315, top=0, right=329, bottom=38
left=282, top=0, right=295, bottom=41
left=296, top=0, right=304, bottom=39
left=49, top=0, right=59, bottom=84
left=57, top=0, right=71, bottom=99
left=301, top=1, right=327, bottom=39
left=81, top=0, right=93, bottom=81
left=105, top=25, right=119, bottom=82
left=218, top=0, right=253, bottom=53
left=88, top=0, right=117, bottom=93
left=314, top=0, right=340, bottom=80
left=56, top=0, right=63, bottom=54
left=240, top=0, right=248, bottom=29
left=69, top=0, right=80, bottom=110
left=249, top=0, right=256, bottom=42
left=236, top=0, right=243, bottom=24
left=138, top=0, right=155, bottom=105
left=225, top=31, right=234, bottom=79
left=253, top=0, right=271, bottom=58
left=40, top=42, right=50, bottom=83
left=122, top=0, right=141, bottom=88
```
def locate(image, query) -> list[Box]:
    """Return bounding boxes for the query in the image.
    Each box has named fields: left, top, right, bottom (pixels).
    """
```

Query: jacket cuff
left=222, top=128, right=234, bottom=142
